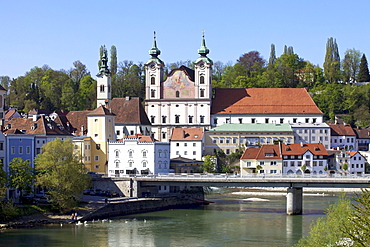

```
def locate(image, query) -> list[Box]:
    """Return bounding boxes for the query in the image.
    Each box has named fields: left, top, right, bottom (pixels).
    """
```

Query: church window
left=162, top=132, right=166, bottom=139
left=151, top=77, right=155, bottom=85
left=251, top=118, right=256, bottom=123
left=265, top=118, right=269, bottom=123
left=100, top=85, right=105, bottom=92
left=200, top=115, right=205, bottom=123
left=151, top=116, right=155, bottom=123
left=189, top=116, right=193, bottom=123
left=200, top=89, right=205, bottom=97
left=151, top=90, right=155, bottom=98
left=200, top=76, right=205, bottom=84
left=214, top=118, right=218, bottom=125
left=175, top=115, right=180, bottom=123
left=162, top=116, right=166, bottom=123
left=176, top=91, right=180, bottom=97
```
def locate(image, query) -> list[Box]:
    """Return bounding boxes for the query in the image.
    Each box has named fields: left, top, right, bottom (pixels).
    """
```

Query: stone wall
left=81, top=195, right=205, bottom=221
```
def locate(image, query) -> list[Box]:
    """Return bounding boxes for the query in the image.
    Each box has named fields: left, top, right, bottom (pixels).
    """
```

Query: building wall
left=170, top=140, right=203, bottom=160
left=291, top=124, right=330, bottom=149
left=331, top=135, right=356, bottom=150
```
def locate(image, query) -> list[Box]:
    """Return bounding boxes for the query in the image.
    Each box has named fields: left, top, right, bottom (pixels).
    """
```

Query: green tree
left=323, top=37, right=341, bottom=83
left=358, top=54, right=370, bottom=82
left=268, top=44, right=276, bottom=67
left=353, top=104, right=370, bottom=127
left=110, top=45, right=118, bottom=76
left=202, top=155, right=216, bottom=173
left=296, top=194, right=352, bottom=247
left=237, top=51, right=266, bottom=76
left=0, top=76, right=11, bottom=90
left=342, top=48, right=361, bottom=83
left=77, top=75, right=97, bottom=110
left=0, top=161, right=6, bottom=199
left=342, top=189, right=370, bottom=245
left=342, top=163, right=348, bottom=171
left=8, top=158, right=35, bottom=202
left=35, top=138, right=90, bottom=211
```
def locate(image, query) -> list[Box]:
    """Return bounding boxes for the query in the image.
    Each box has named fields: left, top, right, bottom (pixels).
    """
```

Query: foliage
left=323, top=37, right=341, bottom=83
left=268, top=44, right=276, bottom=66
left=34, top=139, right=90, bottom=212
left=342, top=163, right=349, bottom=171
left=202, top=155, right=216, bottom=173
left=237, top=51, right=266, bottom=76
left=295, top=194, right=352, bottom=247
left=358, top=54, right=370, bottom=82
left=342, top=189, right=370, bottom=245
left=0, top=200, right=19, bottom=221
left=110, top=45, right=117, bottom=76
left=342, top=49, right=361, bottom=83
left=0, top=163, right=6, bottom=199
left=8, top=158, right=35, bottom=199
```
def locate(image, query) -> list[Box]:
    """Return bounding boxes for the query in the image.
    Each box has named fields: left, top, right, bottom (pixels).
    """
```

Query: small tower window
left=100, top=85, right=105, bottom=92
left=189, top=116, right=193, bottom=123
left=200, top=115, right=205, bottom=123
left=200, top=76, right=205, bottom=84
left=175, top=115, right=180, bottom=123
left=176, top=91, right=180, bottom=97
left=200, top=89, right=205, bottom=97
left=151, top=90, right=155, bottom=98
left=162, top=116, right=166, bottom=123
left=151, top=116, right=155, bottom=123
left=151, top=77, right=155, bottom=85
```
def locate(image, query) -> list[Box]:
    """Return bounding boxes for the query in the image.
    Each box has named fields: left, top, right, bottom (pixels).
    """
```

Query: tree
left=295, top=194, right=352, bottom=247
left=110, top=45, right=117, bottom=76
left=323, top=37, right=341, bottom=83
left=0, top=76, right=11, bottom=90
left=237, top=51, right=266, bottom=76
left=202, top=155, right=216, bottom=173
left=8, top=158, right=35, bottom=202
left=342, top=48, right=361, bottom=83
left=34, top=138, right=90, bottom=211
left=358, top=54, right=370, bottom=82
left=342, top=163, right=348, bottom=171
left=0, top=161, right=6, bottom=199
left=353, top=104, right=370, bottom=127
left=342, top=189, right=370, bottom=245
left=268, top=44, right=276, bottom=67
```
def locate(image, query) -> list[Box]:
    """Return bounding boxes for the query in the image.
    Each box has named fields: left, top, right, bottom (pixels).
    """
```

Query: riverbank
left=0, top=194, right=204, bottom=230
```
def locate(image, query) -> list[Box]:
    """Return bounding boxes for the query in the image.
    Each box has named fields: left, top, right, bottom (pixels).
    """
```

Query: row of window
left=115, top=160, right=168, bottom=169
left=283, top=155, right=324, bottom=159
left=298, top=136, right=328, bottom=142
left=213, top=117, right=318, bottom=125
left=176, top=151, right=197, bottom=156
left=151, top=115, right=205, bottom=124
left=175, top=143, right=197, bottom=147
left=11, top=146, right=31, bottom=154
left=151, top=89, right=207, bottom=98
left=283, top=160, right=324, bottom=167
left=114, top=149, right=168, bottom=158
left=150, top=76, right=207, bottom=85
left=332, top=138, right=355, bottom=143
left=298, top=129, right=328, bottom=134
left=212, top=137, right=291, bottom=145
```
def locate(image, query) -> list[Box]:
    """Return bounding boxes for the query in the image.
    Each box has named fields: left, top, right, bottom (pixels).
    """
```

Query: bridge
left=115, top=174, right=370, bottom=215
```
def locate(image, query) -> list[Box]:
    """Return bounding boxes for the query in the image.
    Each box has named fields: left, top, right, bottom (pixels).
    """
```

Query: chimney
left=81, top=125, right=84, bottom=135
left=32, top=114, right=39, bottom=122
left=126, top=96, right=130, bottom=101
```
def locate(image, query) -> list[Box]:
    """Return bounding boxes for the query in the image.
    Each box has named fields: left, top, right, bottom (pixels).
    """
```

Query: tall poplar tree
left=323, top=37, right=341, bottom=83
left=342, top=48, right=361, bottom=83
left=98, top=45, right=104, bottom=71
left=268, top=44, right=276, bottom=66
left=358, top=54, right=370, bottom=82
left=110, top=45, right=117, bottom=76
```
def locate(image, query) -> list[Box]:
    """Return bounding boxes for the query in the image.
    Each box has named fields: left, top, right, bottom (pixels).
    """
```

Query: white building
left=291, top=123, right=330, bottom=149
left=170, top=127, right=204, bottom=160
left=330, top=124, right=357, bottom=151
left=108, top=135, right=170, bottom=177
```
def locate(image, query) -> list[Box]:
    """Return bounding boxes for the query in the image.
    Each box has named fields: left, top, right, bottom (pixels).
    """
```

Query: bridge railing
left=107, top=173, right=370, bottom=180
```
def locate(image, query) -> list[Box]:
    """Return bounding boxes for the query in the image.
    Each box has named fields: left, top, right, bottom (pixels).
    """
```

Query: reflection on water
left=0, top=190, right=339, bottom=247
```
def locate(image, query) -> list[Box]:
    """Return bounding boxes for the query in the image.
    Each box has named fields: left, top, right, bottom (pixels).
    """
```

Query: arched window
left=175, top=115, right=180, bottom=123
left=142, top=150, right=147, bottom=158
left=158, top=150, right=162, bottom=158
left=151, top=116, right=155, bottom=123
left=200, top=76, right=205, bottom=84
left=151, top=77, right=155, bottom=85
left=100, top=85, right=105, bottom=92
left=151, top=90, right=155, bottom=98
left=200, top=89, right=205, bottom=97
left=128, top=150, right=133, bottom=158
left=115, top=150, right=119, bottom=158
left=176, top=91, right=180, bottom=97
left=164, top=161, right=168, bottom=169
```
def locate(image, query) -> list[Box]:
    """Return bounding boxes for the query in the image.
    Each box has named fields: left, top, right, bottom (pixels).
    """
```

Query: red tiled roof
left=86, top=105, right=115, bottom=116
left=170, top=128, right=204, bottom=141
left=5, top=110, right=17, bottom=120
left=125, top=135, right=154, bottom=142
left=109, top=97, right=151, bottom=125
left=4, top=115, right=72, bottom=136
left=281, top=143, right=328, bottom=156
left=346, top=151, right=359, bottom=157
left=330, top=124, right=356, bottom=136
left=241, top=145, right=281, bottom=160
left=65, top=111, right=90, bottom=136
left=354, top=128, right=370, bottom=139
left=211, top=88, right=322, bottom=114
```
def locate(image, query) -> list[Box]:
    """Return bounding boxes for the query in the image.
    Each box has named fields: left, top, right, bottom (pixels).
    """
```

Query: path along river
left=0, top=187, right=345, bottom=247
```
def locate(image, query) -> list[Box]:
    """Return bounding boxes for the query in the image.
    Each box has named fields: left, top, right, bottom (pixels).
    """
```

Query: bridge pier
left=286, top=187, right=302, bottom=215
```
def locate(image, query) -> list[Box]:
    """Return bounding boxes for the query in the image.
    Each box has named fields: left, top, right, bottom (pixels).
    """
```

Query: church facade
left=144, top=34, right=213, bottom=142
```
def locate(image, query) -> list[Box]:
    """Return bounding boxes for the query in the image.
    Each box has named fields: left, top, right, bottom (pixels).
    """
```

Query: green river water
left=0, top=188, right=341, bottom=247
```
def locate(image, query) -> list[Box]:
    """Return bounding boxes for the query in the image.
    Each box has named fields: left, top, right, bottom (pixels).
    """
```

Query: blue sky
left=1, top=0, right=370, bottom=79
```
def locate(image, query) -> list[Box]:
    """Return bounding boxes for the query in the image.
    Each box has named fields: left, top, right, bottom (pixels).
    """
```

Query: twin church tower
left=97, top=33, right=213, bottom=141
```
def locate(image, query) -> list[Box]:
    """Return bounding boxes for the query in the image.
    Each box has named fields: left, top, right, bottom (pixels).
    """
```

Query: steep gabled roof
left=109, top=97, right=151, bottom=125
left=354, top=128, right=370, bottom=139
left=211, top=88, right=322, bottom=115
left=167, top=66, right=195, bottom=82
left=330, top=124, right=356, bottom=136
left=86, top=105, right=115, bottom=116
left=171, top=128, right=203, bottom=141
left=4, top=115, right=72, bottom=136
left=281, top=143, right=328, bottom=156
left=65, top=111, right=90, bottom=136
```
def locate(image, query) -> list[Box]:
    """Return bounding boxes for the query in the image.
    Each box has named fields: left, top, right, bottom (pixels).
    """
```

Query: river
left=0, top=188, right=342, bottom=247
